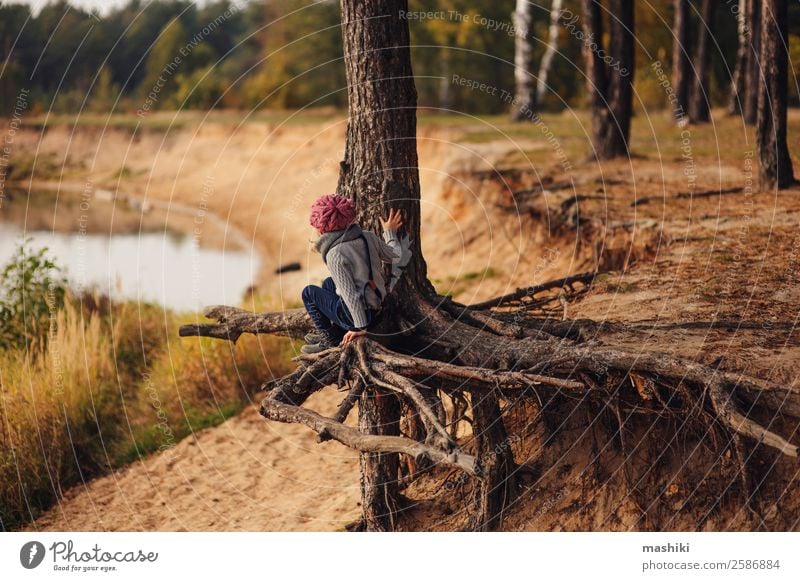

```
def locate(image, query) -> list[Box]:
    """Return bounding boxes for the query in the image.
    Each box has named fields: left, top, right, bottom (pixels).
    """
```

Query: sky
left=6, top=0, right=129, bottom=14
left=3, top=0, right=230, bottom=16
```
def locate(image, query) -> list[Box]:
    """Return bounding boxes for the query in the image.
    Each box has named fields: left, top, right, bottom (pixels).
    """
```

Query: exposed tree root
left=467, top=271, right=597, bottom=310
left=261, top=397, right=478, bottom=475
left=179, top=275, right=799, bottom=530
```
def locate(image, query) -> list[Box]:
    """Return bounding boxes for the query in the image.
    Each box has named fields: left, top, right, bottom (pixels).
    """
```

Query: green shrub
left=0, top=240, right=67, bottom=356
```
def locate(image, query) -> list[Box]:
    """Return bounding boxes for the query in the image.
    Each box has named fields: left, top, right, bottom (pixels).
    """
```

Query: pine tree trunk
left=672, top=0, right=691, bottom=122
left=438, top=54, right=451, bottom=113
left=469, top=388, right=517, bottom=531
left=358, top=389, right=401, bottom=531
left=606, top=0, right=634, bottom=153
left=582, top=0, right=607, bottom=144
left=756, top=0, right=795, bottom=190
left=582, top=0, right=634, bottom=160
left=337, top=0, right=432, bottom=530
left=511, top=0, right=536, bottom=120
left=744, top=0, right=761, bottom=124
left=535, top=0, right=564, bottom=107
left=688, top=0, right=716, bottom=123
left=728, top=0, right=749, bottom=115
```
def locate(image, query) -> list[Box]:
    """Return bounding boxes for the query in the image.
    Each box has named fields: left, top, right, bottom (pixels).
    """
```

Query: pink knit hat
left=309, top=194, right=356, bottom=233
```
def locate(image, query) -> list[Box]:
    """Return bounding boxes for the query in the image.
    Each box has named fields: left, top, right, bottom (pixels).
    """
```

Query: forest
left=1, top=0, right=799, bottom=116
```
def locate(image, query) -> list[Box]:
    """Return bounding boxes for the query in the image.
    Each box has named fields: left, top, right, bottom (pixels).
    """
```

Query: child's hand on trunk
left=341, top=329, right=367, bottom=345
left=381, top=208, right=404, bottom=232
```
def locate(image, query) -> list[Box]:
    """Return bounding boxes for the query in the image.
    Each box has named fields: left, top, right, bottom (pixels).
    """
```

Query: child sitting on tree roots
left=301, top=194, right=408, bottom=354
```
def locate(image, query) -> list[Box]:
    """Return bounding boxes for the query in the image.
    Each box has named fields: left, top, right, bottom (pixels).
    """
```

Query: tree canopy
left=2, top=0, right=798, bottom=115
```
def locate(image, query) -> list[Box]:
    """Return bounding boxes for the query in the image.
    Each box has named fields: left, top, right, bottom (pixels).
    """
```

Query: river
left=0, top=186, right=260, bottom=312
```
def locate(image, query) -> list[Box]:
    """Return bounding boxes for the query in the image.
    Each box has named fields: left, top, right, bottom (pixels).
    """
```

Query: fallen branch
left=179, top=306, right=312, bottom=342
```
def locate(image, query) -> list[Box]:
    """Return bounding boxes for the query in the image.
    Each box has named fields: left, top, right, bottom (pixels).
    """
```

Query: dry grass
left=0, top=302, right=116, bottom=528
left=0, top=298, right=294, bottom=530
left=116, top=326, right=296, bottom=466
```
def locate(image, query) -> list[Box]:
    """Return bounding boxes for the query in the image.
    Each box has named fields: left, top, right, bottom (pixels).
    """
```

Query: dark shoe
left=303, top=328, right=343, bottom=344
left=301, top=329, right=338, bottom=354
left=300, top=341, right=336, bottom=354
left=303, top=331, right=324, bottom=344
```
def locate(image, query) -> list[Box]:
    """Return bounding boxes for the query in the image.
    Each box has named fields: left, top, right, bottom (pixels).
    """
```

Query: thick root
left=183, top=273, right=799, bottom=531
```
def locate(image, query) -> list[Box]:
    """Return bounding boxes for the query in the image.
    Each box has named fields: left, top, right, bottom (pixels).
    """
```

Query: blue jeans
left=302, top=277, right=371, bottom=335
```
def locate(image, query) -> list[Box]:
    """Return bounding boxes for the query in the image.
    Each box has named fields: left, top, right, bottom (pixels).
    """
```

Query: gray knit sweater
left=314, top=224, right=402, bottom=329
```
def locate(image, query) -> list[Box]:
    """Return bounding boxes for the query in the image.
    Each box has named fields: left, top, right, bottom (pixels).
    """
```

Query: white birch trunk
left=536, top=0, right=563, bottom=105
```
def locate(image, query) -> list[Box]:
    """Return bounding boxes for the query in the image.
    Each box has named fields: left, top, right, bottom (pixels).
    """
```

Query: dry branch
left=267, top=350, right=342, bottom=406
left=178, top=306, right=312, bottom=342
left=379, top=368, right=456, bottom=450
left=260, top=397, right=478, bottom=474
left=334, top=377, right=365, bottom=424
left=237, top=301, right=799, bottom=461
left=410, top=303, right=800, bottom=458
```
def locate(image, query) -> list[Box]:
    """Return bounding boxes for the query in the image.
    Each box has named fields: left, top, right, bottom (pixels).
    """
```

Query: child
left=302, top=194, right=405, bottom=353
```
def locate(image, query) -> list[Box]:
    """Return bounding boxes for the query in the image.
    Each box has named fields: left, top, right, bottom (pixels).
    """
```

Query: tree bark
left=688, top=0, right=716, bottom=123
left=511, top=0, right=536, bottom=120
left=672, top=0, right=691, bottom=122
left=728, top=0, right=749, bottom=115
left=744, top=0, right=761, bottom=124
left=337, top=0, right=431, bottom=530
left=337, top=0, right=429, bottom=294
left=607, top=0, right=634, bottom=151
left=469, top=388, right=517, bottom=531
left=582, top=0, right=607, bottom=150
left=756, top=0, right=795, bottom=190
left=535, top=0, right=564, bottom=108
left=357, top=389, right=401, bottom=531
left=438, top=53, right=451, bottom=113
left=582, top=0, right=634, bottom=160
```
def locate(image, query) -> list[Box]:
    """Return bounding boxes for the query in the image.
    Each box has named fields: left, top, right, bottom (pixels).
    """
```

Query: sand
left=32, top=390, right=361, bottom=531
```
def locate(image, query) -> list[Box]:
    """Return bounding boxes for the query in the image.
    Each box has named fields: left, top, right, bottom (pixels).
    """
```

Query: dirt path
left=32, top=390, right=360, bottom=531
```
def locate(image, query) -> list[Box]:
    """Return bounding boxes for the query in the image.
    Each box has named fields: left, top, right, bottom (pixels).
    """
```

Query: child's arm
left=378, top=208, right=404, bottom=264
left=328, top=253, right=370, bottom=330
left=378, top=229, right=402, bottom=264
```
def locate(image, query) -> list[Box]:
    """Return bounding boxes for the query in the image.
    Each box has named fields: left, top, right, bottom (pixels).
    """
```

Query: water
left=0, top=188, right=260, bottom=312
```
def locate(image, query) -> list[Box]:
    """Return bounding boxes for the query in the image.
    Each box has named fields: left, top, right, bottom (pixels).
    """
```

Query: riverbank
left=5, top=109, right=584, bottom=309
left=11, top=109, right=800, bottom=531
left=0, top=269, right=295, bottom=530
